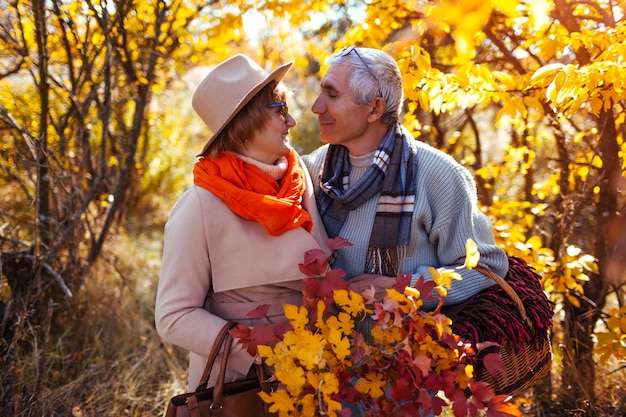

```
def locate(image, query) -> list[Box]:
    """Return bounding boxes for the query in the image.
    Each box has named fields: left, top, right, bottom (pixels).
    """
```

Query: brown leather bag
left=165, top=321, right=275, bottom=417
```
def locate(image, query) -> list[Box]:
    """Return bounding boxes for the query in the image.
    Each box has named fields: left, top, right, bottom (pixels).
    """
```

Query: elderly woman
left=155, top=55, right=328, bottom=390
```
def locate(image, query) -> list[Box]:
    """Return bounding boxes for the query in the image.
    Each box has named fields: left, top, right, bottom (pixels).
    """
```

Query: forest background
left=0, top=0, right=625, bottom=416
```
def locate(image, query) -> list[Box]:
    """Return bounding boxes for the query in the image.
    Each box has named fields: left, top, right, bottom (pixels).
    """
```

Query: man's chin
left=318, top=132, right=337, bottom=144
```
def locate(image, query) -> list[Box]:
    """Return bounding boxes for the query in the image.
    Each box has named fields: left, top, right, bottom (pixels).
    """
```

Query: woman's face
left=240, top=101, right=296, bottom=164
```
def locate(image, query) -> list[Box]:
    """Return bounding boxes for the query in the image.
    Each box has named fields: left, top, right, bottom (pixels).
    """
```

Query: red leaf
left=246, top=304, right=270, bottom=319
left=273, top=321, right=293, bottom=339
left=325, top=268, right=347, bottom=281
left=318, top=270, right=347, bottom=301
left=250, top=324, right=279, bottom=348
left=486, top=395, right=522, bottom=417
left=229, top=325, right=256, bottom=356
left=417, top=388, right=434, bottom=415
left=325, top=237, right=353, bottom=251
left=229, top=324, right=251, bottom=341
left=483, top=352, right=506, bottom=377
left=412, top=275, right=436, bottom=300
left=389, top=376, right=412, bottom=401
left=298, top=249, right=329, bottom=276
left=470, top=380, right=495, bottom=403
left=431, top=396, right=447, bottom=416
left=394, top=402, right=420, bottom=416
left=451, top=392, right=470, bottom=417
left=392, top=273, right=412, bottom=292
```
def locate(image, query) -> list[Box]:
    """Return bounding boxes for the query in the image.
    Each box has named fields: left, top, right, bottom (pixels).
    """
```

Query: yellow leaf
left=355, top=373, right=386, bottom=398
left=437, top=286, right=448, bottom=298
left=405, top=286, right=421, bottom=299
left=526, top=235, right=543, bottom=251
left=493, top=0, right=520, bottom=17
left=328, top=327, right=351, bottom=361
left=292, top=331, right=326, bottom=371
left=590, top=97, right=603, bottom=116
left=428, top=266, right=443, bottom=286
left=333, top=289, right=370, bottom=316
left=275, top=362, right=306, bottom=397
left=464, top=238, right=480, bottom=269
left=325, top=312, right=354, bottom=336
left=530, top=0, right=550, bottom=29
left=529, top=63, right=565, bottom=88
left=566, top=293, right=581, bottom=308
left=579, top=254, right=598, bottom=274
left=284, top=304, right=309, bottom=330
left=259, top=390, right=294, bottom=413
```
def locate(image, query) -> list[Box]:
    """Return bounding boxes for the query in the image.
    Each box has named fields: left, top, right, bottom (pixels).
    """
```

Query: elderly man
left=304, top=46, right=508, bottom=310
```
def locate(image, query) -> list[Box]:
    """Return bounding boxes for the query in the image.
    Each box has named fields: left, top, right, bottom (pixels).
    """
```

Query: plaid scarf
left=318, top=124, right=417, bottom=276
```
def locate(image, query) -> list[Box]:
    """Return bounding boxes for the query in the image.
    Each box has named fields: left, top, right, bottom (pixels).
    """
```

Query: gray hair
left=327, top=47, right=403, bottom=125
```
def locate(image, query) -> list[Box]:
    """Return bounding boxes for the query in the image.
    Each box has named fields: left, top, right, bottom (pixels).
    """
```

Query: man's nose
left=311, top=95, right=323, bottom=114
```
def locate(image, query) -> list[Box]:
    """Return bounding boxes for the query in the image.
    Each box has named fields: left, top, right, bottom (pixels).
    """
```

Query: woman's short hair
left=327, top=47, right=402, bottom=125
left=206, top=81, right=287, bottom=156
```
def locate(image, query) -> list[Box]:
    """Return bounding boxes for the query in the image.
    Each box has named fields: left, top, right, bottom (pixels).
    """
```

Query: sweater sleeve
left=409, top=146, right=509, bottom=309
left=154, top=187, right=253, bottom=376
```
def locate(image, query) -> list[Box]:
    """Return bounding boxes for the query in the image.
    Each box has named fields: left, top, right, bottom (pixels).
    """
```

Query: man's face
left=311, top=64, right=372, bottom=149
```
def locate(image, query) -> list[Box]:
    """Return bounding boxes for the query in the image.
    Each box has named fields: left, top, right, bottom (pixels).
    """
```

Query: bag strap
left=196, top=321, right=238, bottom=391
left=208, top=328, right=271, bottom=412
left=211, top=330, right=235, bottom=410
left=474, top=264, right=531, bottom=327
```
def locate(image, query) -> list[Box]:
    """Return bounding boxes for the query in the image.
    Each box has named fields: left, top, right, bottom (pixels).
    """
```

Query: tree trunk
left=559, top=108, right=617, bottom=414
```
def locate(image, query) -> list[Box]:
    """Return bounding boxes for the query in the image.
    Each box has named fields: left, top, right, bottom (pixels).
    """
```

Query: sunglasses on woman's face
left=268, top=101, right=288, bottom=119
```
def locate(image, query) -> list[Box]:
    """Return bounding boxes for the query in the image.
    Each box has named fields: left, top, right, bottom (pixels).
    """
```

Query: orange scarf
left=193, top=149, right=313, bottom=236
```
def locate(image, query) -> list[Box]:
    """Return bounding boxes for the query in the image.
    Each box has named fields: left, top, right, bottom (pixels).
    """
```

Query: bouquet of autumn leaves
left=231, top=238, right=521, bottom=417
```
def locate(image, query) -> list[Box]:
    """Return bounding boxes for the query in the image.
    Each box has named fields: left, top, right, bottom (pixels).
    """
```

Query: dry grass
left=2, top=229, right=189, bottom=417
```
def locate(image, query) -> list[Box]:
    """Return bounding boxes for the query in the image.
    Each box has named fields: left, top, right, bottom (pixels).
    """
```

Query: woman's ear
left=367, top=97, right=386, bottom=122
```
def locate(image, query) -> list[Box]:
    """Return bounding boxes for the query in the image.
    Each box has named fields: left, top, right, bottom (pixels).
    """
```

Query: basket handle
left=474, top=264, right=531, bottom=327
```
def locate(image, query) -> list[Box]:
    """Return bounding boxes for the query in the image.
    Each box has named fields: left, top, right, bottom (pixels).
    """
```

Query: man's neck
left=345, top=123, right=392, bottom=156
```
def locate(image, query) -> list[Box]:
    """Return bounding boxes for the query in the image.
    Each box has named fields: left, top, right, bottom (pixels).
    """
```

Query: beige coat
left=155, top=167, right=328, bottom=390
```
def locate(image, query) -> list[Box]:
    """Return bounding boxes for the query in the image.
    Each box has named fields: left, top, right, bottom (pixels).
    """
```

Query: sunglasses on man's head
left=268, top=101, right=288, bottom=119
left=339, top=45, right=381, bottom=94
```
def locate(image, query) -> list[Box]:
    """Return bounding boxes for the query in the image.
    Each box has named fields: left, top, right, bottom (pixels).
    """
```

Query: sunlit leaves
left=333, top=289, right=371, bottom=317
left=464, top=238, right=480, bottom=269
left=355, top=372, right=386, bottom=398
left=528, top=63, right=566, bottom=89
left=595, top=306, right=626, bottom=362
left=247, top=245, right=519, bottom=416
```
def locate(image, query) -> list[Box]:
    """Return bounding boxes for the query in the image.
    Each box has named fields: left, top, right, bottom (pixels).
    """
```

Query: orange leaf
left=486, top=395, right=522, bottom=417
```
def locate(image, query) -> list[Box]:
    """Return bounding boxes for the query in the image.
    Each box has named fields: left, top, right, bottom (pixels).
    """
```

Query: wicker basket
left=447, top=262, right=553, bottom=398
left=478, top=331, right=552, bottom=397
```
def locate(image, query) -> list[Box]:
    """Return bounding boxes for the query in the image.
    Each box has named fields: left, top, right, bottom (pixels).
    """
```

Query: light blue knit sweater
left=303, top=139, right=509, bottom=310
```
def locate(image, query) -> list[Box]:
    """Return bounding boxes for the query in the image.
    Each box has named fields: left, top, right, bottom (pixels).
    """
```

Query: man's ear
left=367, top=97, right=386, bottom=123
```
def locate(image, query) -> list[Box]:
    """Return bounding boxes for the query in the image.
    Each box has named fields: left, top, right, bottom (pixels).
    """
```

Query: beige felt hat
left=192, top=54, right=293, bottom=156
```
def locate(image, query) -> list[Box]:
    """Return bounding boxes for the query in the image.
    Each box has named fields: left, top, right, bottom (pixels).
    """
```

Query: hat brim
left=197, top=60, right=294, bottom=156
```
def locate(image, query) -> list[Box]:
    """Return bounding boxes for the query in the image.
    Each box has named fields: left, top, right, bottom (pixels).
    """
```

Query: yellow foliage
left=355, top=372, right=387, bottom=398
left=253, top=241, right=509, bottom=416
left=464, top=238, right=480, bottom=269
